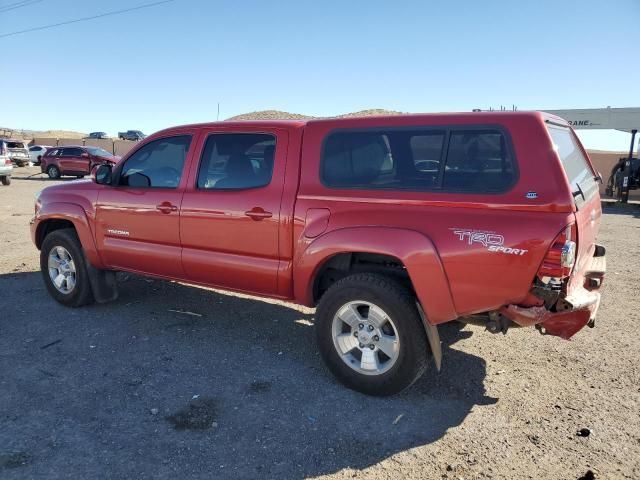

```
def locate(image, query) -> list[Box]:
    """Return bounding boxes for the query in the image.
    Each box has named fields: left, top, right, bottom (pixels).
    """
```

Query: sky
left=0, top=0, right=638, bottom=151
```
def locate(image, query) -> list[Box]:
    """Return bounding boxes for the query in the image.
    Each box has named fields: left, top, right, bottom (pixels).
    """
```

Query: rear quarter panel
left=295, top=113, right=576, bottom=322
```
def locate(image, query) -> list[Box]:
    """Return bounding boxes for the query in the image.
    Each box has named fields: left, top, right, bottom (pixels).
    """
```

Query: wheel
left=40, top=229, right=94, bottom=307
left=1, top=176, right=10, bottom=185
left=315, top=273, right=430, bottom=396
left=47, top=164, right=61, bottom=179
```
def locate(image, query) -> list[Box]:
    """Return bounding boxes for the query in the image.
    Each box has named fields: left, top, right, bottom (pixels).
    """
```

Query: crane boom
left=543, top=107, right=640, bottom=133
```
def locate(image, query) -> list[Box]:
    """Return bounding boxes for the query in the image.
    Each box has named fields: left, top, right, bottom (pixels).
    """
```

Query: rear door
left=547, top=124, right=601, bottom=271
left=180, top=128, right=289, bottom=295
left=94, top=133, right=195, bottom=278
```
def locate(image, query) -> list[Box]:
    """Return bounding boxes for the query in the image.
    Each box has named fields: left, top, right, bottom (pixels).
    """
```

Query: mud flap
left=417, top=302, right=442, bottom=371
left=85, top=261, right=118, bottom=303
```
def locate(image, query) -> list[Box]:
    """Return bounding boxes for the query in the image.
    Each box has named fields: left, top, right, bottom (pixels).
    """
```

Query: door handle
left=244, top=207, right=272, bottom=221
left=156, top=202, right=178, bottom=214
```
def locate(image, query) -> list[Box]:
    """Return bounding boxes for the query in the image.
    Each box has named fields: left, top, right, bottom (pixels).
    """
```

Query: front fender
left=294, top=227, right=457, bottom=324
left=32, top=202, right=104, bottom=269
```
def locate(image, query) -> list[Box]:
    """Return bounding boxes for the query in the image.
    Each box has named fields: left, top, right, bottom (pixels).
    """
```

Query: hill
left=225, top=108, right=404, bottom=121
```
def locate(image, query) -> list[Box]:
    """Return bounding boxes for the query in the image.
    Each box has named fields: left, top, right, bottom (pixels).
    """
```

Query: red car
left=31, top=112, right=606, bottom=395
left=40, top=145, right=119, bottom=179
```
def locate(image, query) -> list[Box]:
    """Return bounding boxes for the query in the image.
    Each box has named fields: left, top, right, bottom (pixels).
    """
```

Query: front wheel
left=40, top=229, right=94, bottom=307
left=1, top=176, right=10, bottom=185
left=47, top=164, right=61, bottom=179
left=315, top=273, right=430, bottom=396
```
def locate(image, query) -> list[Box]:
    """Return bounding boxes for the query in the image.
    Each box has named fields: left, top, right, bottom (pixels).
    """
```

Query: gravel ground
left=1, top=167, right=639, bottom=480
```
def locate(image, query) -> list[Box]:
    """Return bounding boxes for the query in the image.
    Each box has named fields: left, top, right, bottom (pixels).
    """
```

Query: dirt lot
left=1, top=167, right=639, bottom=480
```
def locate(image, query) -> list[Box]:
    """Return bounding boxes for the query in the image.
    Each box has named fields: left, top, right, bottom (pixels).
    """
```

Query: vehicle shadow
left=9, top=172, right=77, bottom=181
left=0, top=271, right=495, bottom=480
left=601, top=202, right=640, bottom=218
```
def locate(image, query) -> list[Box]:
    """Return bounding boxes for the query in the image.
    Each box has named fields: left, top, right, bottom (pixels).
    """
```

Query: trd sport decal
left=451, top=228, right=528, bottom=256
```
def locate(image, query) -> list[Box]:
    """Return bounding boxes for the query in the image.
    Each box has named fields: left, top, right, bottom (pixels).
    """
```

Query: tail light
left=5, top=159, right=11, bottom=166
left=537, top=223, right=577, bottom=280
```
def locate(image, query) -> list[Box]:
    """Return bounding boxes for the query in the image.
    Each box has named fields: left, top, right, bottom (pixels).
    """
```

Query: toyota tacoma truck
left=31, top=112, right=606, bottom=395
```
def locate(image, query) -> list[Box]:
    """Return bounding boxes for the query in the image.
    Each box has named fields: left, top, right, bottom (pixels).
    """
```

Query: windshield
left=87, top=147, right=113, bottom=157
left=548, top=125, right=599, bottom=205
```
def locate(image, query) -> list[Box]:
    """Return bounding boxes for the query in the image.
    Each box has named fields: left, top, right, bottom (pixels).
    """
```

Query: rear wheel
left=47, top=165, right=61, bottom=179
left=315, top=273, right=430, bottom=396
left=40, top=229, right=94, bottom=307
left=1, top=176, right=10, bottom=185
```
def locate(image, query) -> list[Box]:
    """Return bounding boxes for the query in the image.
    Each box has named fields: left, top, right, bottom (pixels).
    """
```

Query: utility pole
left=621, top=129, right=637, bottom=203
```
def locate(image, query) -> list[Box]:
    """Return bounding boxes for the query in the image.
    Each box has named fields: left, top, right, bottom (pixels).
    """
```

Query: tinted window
left=443, top=131, right=515, bottom=192
left=321, top=127, right=515, bottom=193
left=548, top=125, right=598, bottom=203
left=29, top=146, right=41, bottom=152
left=62, top=148, right=84, bottom=157
left=322, top=129, right=445, bottom=190
left=197, top=133, right=275, bottom=190
left=119, top=135, right=191, bottom=188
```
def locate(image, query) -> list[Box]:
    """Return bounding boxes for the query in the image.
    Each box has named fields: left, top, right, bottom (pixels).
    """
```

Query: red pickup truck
left=31, top=112, right=606, bottom=395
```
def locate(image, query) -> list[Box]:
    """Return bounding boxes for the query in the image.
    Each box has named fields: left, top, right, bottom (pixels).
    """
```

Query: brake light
left=537, top=223, right=577, bottom=280
left=5, top=159, right=11, bottom=166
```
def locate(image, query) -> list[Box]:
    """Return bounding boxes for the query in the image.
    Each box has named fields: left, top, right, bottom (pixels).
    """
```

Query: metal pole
left=621, top=129, right=637, bottom=203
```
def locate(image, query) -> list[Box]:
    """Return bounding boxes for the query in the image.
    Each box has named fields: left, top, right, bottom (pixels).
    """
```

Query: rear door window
left=197, top=133, right=275, bottom=190
left=547, top=125, right=598, bottom=204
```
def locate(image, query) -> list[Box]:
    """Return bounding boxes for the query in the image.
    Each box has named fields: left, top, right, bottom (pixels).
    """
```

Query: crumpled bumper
left=500, top=246, right=606, bottom=340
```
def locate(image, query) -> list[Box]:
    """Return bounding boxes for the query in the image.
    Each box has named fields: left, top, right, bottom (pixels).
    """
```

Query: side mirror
left=94, top=164, right=113, bottom=185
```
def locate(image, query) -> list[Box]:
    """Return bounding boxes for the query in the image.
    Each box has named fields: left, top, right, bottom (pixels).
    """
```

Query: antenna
left=217, top=103, right=220, bottom=121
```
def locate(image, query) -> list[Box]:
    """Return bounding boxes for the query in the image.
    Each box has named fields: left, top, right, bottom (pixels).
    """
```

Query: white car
left=29, top=145, right=52, bottom=166
left=0, top=139, right=30, bottom=166
left=0, top=141, right=13, bottom=185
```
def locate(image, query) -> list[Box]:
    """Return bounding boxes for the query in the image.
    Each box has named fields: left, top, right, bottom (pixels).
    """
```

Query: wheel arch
left=34, top=203, right=104, bottom=269
left=294, top=226, right=458, bottom=324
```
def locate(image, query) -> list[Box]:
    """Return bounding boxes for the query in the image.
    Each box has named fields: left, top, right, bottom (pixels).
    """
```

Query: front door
left=94, top=133, right=194, bottom=278
left=180, top=129, right=288, bottom=295
left=58, top=147, right=86, bottom=173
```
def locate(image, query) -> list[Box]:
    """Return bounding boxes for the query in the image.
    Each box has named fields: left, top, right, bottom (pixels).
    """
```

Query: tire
left=1, top=176, right=9, bottom=186
left=47, top=164, right=61, bottom=179
left=40, top=229, right=94, bottom=307
left=315, top=273, right=430, bottom=396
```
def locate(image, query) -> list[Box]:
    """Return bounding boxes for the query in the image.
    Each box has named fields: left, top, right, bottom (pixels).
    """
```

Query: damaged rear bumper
left=500, top=246, right=606, bottom=340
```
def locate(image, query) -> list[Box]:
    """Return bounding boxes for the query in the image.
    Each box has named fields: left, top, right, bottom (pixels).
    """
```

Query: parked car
left=29, top=145, right=52, bottom=166
left=0, top=139, right=30, bottom=166
left=40, top=145, right=119, bottom=179
left=0, top=141, right=12, bottom=185
left=118, top=130, right=145, bottom=141
left=87, top=132, right=109, bottom=139
left=31, top=112, right=606, bottom=396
